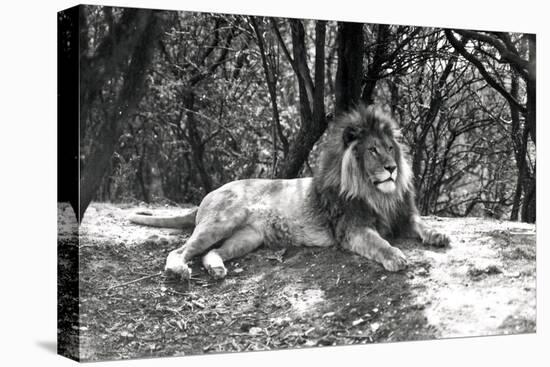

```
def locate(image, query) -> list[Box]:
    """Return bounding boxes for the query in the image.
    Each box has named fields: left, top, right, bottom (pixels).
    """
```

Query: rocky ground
left=57, top=202, right=536, bottom=361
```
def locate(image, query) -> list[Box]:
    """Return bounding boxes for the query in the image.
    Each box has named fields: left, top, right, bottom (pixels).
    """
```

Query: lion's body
left=136, top=105, right=450, bottom=280
left=196, top=178, right=334, bottom=250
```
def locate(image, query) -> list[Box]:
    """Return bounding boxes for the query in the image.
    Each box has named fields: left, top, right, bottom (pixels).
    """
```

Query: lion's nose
left=385, top=165, right=396, bottom=174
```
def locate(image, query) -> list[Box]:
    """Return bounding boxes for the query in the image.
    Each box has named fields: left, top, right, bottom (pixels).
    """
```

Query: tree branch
left=454, top=30, right=529, bottom=74
left=313, top=20, right=327, bottom=126
left=270, top=18, right=299, bottom=77
left=445, top=29, right=527, bottom=114
left=289, top=19, right=315, bottom=113
left=250, top=16, right=287, bottom=175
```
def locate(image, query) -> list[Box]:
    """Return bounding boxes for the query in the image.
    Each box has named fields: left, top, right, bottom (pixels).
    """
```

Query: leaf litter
left=58, top=203, right=536, bottom=361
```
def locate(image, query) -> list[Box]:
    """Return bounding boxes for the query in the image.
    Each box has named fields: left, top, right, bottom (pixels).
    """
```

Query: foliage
left=80, top=6, right=535, bottom=221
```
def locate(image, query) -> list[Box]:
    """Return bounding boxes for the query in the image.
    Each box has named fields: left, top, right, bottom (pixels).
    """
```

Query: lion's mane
left=312, top=104, right=416, bottom=236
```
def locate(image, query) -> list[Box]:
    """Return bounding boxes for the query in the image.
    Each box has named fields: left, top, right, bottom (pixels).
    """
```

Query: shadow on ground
left=57, top=203, right=536, bottom=361
left=36, top=340, right=57, bottom=354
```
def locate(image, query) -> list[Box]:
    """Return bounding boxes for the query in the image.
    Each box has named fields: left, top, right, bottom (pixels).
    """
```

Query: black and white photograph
left=54, top=1, right=538, bottom=363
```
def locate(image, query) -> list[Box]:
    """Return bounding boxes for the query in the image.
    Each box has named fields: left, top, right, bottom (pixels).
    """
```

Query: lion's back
left=194, top=177, right=333, bottom=247
left=196, top=177, right=313, bottom=222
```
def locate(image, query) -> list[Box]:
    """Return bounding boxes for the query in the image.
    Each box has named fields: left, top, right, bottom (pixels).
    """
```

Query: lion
left=131, top=105, right=450, bottom=280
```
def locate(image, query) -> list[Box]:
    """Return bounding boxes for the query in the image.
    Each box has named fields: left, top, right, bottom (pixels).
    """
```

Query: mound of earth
left=57, top=202, right=536, bottom=361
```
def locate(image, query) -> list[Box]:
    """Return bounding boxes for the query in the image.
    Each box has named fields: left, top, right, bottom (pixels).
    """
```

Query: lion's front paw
left=205, top=264, right=227, bottom=279
left=164, top=264, right=191, bottom=280
left=379, top=246, right=408, bottom=272
left=422, top=230, right=450, bottom=247
left=165, top=251, right=191, bottom=280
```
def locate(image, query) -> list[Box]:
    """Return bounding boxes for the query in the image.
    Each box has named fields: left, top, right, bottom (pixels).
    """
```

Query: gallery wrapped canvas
left=58, top=4, right=536, bottom=362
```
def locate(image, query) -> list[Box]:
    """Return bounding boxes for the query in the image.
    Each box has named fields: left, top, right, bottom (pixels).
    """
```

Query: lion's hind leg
left=165, top=209, right=249, bottom=279
left=202, top=226, right=263, bottom=279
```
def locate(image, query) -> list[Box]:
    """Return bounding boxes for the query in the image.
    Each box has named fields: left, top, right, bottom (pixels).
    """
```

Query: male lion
left=131, top=105, right=450, bottom=280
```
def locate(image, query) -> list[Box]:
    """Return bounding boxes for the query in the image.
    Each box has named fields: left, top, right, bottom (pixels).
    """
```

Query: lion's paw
left=165, top=252, right=191, bottom=280
left=164, top=264, right=191, bottom=280
left=202, top=251, right=228, bottom=279
left=379, top=246, right=408, bottom=272
left=423, top=230, right=450, bottom=247
left=205, top=264, right=228, bottom=279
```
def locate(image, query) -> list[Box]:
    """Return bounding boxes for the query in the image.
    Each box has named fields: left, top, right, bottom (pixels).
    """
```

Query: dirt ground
left=57, top=202, right=536, bottom=362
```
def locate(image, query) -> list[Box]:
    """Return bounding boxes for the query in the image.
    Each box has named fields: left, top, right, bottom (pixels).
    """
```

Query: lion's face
left=357, top=134, right=399, bottom=194
left=335, top=105, right=412, bottom=202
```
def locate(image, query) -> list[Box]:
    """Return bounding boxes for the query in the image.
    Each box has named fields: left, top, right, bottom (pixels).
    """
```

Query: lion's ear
left=343, top=126, right=361, bottom=148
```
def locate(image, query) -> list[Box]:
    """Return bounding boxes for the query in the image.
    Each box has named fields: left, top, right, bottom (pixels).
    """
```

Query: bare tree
left=445, top=30, right=536, bottom=222
left=79, top=8, right=165, bottom=221
left=335, top=22, right=364, bottom=114
left=272, top=19, right=328, bottom=178
left=250, top=17, right=288, bottom=177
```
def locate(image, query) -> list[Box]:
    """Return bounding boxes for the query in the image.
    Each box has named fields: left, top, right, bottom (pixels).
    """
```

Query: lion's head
left=316, top=104, right=414, bottom=217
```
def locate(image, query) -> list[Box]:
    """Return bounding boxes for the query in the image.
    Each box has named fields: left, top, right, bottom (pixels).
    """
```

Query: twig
left=166, top=289, right=192, bottom=296
left=364, top=284, right=381, bottom=297
left=190, top=278, right=211, bottom=286
left=191, top=300, right=206, bottom=309
left=104, top=271, right=162, bottom=291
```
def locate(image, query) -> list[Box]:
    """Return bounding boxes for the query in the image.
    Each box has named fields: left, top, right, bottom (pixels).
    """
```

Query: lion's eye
left=388, top=145, right=394, bottom=151
left=368, top=147, right=378, bottom=154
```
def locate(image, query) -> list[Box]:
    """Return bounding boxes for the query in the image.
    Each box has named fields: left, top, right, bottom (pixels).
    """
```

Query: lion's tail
left=129, top=207, right=198, bottom=229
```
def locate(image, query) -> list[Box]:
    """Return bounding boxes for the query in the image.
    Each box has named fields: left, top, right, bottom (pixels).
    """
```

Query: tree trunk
left=147, top=159, right=165, bottom=200
left=79, top=10, right=162, bottom=221
left=526, top=34, right=536, bottom=145
left=509, top=76, right=524, bottom=221
left=250, top=17, right=287, bottom=177
left=413, top=56, right=455, bottom=210
left=361, top=24, right=389, bottom=106
left=521, top=176, right=536, bottom=223
left=276, top=20, right=364, bottom=178
left=335, top=22, right=364, bottom=115
left=521, top=35, right=536, bottom=223
left=278, top=20, right=327, bottom=178
left=182, top=91, right=213, bottom=193
left=58, top=7, right=79, bottom=216
left=137, top=146, right=150, bottom=203
left=79, top=8, right=152, bottom=136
